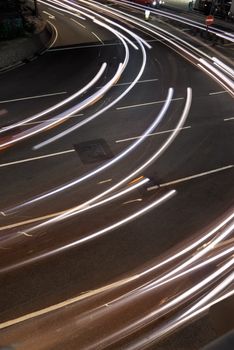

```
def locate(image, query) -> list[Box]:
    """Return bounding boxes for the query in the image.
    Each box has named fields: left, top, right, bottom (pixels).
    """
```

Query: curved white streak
left=39, top=0, right=96, bottom=21
left=14, top=86, right=190, bottom=235
left=0, top=63, right=107, bottom=135
left=100, top=213, right=234, bottom=307
left=48, top=0, right=151, bottom=49
left=133, top=288, right=234, bottom=349
left=197, top=64, right=234, bottom=96
left=105, top=245, right=234, bottom=308
left=33, top=26, right=147, bottom=150
left=58, top=190, right=175, bottom=247
left=85, top=0, right=209, bottom=60
left=91, top=0, right=234, bottom=80
left=20, top=178, right=150, bottom=234
left=199, top=58, right=234, bottom=91
left=143, top=246, right=234, bottom=292
left=89, top=0, right=233, bottom=94
left=20, top=86, right=189, bottom=231
left=92, top=18, right=139, bottom=50
left=143, top=218, right=234, bottom=292
left=138, top=213, right=234, bottom=277
left=114, top=0, right=234, bottom=42
left=212, top=57, right=234, bottom=78
left=47, top=20, right=59, bottom=48
left=0, top=191, right=175, bottom=273
left=101, top=258, right=233, bottom=347
left=0, top=0, right=132, bottom=148
left=4, top=88, right=173, bottom=214
left=180, top=270, right=234, bottom=319
left=0, top=64, right=123, bottom=150
left=0, top=63, right=122, bottom=149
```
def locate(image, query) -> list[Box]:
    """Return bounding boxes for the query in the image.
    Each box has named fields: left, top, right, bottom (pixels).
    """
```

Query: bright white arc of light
left=0, top=0, right=134, bottom=149
left=55, top=0, right=151, bottom=49
left=88, top=0, right=234, bottom=94
left=212, top=57, right=234, bottom=78
left=100, top=258, right=233, bottom=348
left=143, top=246, right=234, bottom=292
left=180, top=270, right=234, bottom=319
left=111, top=0, right=234, bottom=42
left=0, top=63, right=123, bottom=150
left=20, top=178, right=150, bottom=234
left=0, top=190, right=175, bottom=273
left=4, top=88, right=173, bottom=214
left=15, top=86, right=189, bottom=233
left=99, top=213, right=234, bottom=309
left=0, top=63, right=107, bottom=135
left=33, top=3, right=151, bottom=149
left=199, top=58, right=234, bottom=92
left=144, top=218, right=234, bottom=292
left=132, top=290, right=234, bottom=349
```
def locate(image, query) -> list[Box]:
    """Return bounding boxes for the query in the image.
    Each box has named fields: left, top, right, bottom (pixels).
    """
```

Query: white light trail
left=0, top=178, right=149, bottom=232
left=131, top=289, right=234, bottom=349
left=4, top=88, right=173, bottom=214
left=0, top=64, right=107, bottom=135
left=0, top=63, right=123, bottom=150
left=99, top=258, right=233, bottom=347
left=212, top=57, right=234, bottom=78
left=199, top=58, right=234, bottom=93
left=143, top=217, right=234, bottom=291
left=10, top=86, right=190, bottom=234
left=145, top=246, right=234, bottom=291
left=32, top=0, right=153, bottom=150
left=0, top=190, right=175, bottom=273
left=114, top=0, right=234, bottom=42
left=88, top=0, right=234, bottom=95
left=180, top=270, right=234, bottom=319
left=17, top=178, right=149, bottom=234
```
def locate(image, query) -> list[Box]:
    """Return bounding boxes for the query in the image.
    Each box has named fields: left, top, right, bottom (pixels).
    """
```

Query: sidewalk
left=0, top=21, right=53, bottom=72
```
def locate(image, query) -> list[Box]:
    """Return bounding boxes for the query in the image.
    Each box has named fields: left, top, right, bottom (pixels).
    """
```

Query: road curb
left=0, top=21, right=54, bottom=74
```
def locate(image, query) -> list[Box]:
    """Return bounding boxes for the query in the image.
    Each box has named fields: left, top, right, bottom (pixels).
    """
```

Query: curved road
left=0, top=0, right=233, bottom=349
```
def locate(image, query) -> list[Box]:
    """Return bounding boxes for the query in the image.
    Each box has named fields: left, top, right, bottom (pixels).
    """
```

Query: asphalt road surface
left=0, top=1, right=233, bottom=349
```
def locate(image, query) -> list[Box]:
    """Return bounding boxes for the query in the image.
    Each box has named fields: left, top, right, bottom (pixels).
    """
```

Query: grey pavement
left=0, top=21, right=52, bottom=71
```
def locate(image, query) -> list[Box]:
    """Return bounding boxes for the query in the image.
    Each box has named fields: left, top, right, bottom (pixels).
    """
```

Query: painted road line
left=49, top=42, right=123, bottom=51
left=209, top=91, right=227, bottom=95
left=98, top=179, right=112, bottom=184
left=116, top=126, right=191, bottom=143
left=47, top=20, right=58, bottom=48
left=92, top=32, right=104, bottom=44
left=0, top=180, right=148, bottom=230
left=147, top=39, right=162, bottom=42
left=0, top=211, right=64, bottom=230
left=49, top=8, right=65, bottom=17
left=0, top=149, right=75, bottom=168
left=97, top=78, right=159, bottom=89
left=42, top=10, right=55, bottom=19
left=0, top=91, right=67, bottom=104
left=1, top=114, right=84, bottom=127
left=147, top=165, right=234, bottom=191
left=0, top=274, right=138, bottom=330
left=123, top=198, right=142, bottom=205
left=116, top=97, right=184, bottom=110
left=224, top=117, right=234, bottom=121
left=70, top=18, right=86, bottom=28
left=116, top=78, right=159, bottom=86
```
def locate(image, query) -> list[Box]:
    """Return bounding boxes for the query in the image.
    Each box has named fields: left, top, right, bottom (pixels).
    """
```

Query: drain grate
left=74, top=139, right=114, bottom=164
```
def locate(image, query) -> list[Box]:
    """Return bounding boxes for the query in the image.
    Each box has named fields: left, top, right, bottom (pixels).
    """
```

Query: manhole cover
left=74, top=139, right=113, bottom=164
